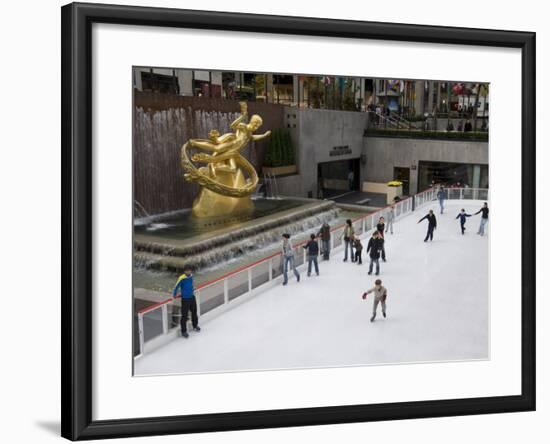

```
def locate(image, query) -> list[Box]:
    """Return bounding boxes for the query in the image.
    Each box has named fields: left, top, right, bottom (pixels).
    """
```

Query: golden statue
left=181, top=102, right=271, bottom=218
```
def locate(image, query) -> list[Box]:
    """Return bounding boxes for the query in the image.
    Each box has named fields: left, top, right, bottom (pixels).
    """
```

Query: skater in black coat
left=474, top=202, right=490, bottom=236
left=376, top=216, right=387, bottom=261
left=366, top=231, right=384, bottom=275
left=317, top=222, right=331, bottom=260
left=455, top=209, right=472, bottom=235
left=418, top=210, right=437, bottom=242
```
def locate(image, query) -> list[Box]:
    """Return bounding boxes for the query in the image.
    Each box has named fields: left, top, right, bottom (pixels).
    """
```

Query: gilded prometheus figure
left=181, top=102, right=271, bottom=218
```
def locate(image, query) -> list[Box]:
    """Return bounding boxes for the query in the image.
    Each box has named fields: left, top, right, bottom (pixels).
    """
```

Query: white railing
left=136, top=187, right=488, bottom=356
left=443, top=187, right=489, bottom=201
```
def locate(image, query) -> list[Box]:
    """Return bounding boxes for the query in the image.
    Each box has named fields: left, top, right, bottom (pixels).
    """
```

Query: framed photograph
left=61, top=2, right=535, bottom=440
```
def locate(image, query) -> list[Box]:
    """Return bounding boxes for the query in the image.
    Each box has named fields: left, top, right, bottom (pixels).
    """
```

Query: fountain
left=134, top=199, right=341, bottom=272
left=134, top=102, right=365, bottom=275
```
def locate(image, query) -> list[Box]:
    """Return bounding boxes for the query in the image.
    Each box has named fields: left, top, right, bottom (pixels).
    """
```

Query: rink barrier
left=135, top=187, right=487, bottom=356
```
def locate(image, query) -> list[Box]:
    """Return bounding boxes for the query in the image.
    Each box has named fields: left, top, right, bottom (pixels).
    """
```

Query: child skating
left=353, top=236, right=363, bottom=265
left=455, top=209, right=472, bottom=235
left=362, top=279, right=388, bottom=322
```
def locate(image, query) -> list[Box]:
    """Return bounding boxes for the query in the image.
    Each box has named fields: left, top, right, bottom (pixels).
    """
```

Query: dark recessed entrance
left=317, top=158, right=360, bottom=199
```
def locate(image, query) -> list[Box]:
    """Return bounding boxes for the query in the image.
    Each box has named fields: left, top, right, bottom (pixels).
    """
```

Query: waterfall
left=134, top=207, right=342, bottom=272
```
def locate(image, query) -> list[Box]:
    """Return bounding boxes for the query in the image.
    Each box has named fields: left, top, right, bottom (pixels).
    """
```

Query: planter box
left=386, top=185, right=402, bottom=204
left=262, top=165, right=298, bottom=176
left=362, top=181, right=403, bottom=204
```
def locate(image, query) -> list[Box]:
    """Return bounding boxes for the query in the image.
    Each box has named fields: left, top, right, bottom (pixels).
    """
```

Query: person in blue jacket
left=172, top=266, right=201, bottom=338
left=302, top=233, right=320, bottom=277
left=455, top=208, right=472, bottom=235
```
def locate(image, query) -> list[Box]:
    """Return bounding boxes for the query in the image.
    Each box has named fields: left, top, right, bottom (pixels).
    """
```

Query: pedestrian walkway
left=134, top=200, right=488, bottom=376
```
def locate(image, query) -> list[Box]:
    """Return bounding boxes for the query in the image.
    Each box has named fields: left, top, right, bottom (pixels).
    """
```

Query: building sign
left=329, top=145, right=352, bottom=157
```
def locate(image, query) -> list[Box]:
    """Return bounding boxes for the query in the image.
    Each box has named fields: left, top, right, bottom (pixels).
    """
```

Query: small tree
left=264, top=128, right=296, bottom=168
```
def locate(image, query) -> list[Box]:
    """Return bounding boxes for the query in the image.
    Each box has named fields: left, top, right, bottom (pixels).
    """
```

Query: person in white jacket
left=340, top=219, right=355, bottom=262
left=362, top=279, right=388, bottom=322
left=385, top=205, right=395, bottom=235
left=281, top=233, right=300, bottom=285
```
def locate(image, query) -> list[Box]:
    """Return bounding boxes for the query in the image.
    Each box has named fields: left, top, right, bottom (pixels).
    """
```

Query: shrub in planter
left=265, top=128, right=295, bottom=167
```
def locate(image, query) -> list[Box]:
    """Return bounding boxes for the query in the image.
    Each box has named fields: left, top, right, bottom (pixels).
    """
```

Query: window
left=140, top=71, right=179, bottom=95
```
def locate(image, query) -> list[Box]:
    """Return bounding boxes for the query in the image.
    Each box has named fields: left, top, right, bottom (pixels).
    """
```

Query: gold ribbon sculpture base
left=181, top=102, right=271, bottom=219
left=190, top=169, right=254, bottom=218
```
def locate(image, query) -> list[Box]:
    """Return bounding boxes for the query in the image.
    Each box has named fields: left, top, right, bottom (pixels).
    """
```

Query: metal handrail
left=389, top=111, right=419, bottom=129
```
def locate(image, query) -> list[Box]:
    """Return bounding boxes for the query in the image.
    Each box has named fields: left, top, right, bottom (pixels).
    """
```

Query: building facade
left=134, top=68, right=489, bottom=119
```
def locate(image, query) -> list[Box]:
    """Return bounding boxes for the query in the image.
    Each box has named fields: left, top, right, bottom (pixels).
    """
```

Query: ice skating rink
left=135, top=200, right=489, bottom=376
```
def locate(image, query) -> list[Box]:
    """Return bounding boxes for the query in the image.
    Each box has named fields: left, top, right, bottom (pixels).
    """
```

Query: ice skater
left=474, top=202, right=489, bottom=236
left=362, top=278, right=388, bottom=322
left=282, top=233, right=300, bottom=285
left=303, top=233, right=320, bottom=276
left=341, top=219, right=355, bottom=262
left=376, top=216, right=387, bottom=261
left=353, top=235, right=363, bottom=265
left=385, top=205, right=395, bottom=234
left=317, top=221, right=331, bottom=260
left=366, top=231, right=384, bottom=275
left=437, top=186, right=446, bottom=214
left=418, top=209, right=437, bottom=242
left=455, top=208, right=472, bottom=235
left=172, top=265, right=201, bottom=338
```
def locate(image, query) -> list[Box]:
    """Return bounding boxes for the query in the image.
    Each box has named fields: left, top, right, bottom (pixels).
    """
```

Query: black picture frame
left=61, top=2, right=536, bottom=440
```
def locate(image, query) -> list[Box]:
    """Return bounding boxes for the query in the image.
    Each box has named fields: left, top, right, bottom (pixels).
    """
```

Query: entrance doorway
left=393, top=167, right=410, bottom=195
left=318, top=158, right=360, bottom=199
left=417, top=161, right=489, bottom=191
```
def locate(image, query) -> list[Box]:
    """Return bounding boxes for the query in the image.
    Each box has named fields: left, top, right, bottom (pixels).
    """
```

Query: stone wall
left=364, top=137, right=489, bottom=194
left=275, top=107, right=369, bottom=197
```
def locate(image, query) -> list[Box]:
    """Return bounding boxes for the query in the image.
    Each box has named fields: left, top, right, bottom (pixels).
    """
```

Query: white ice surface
left=135, top=200, right=489, bottom=376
